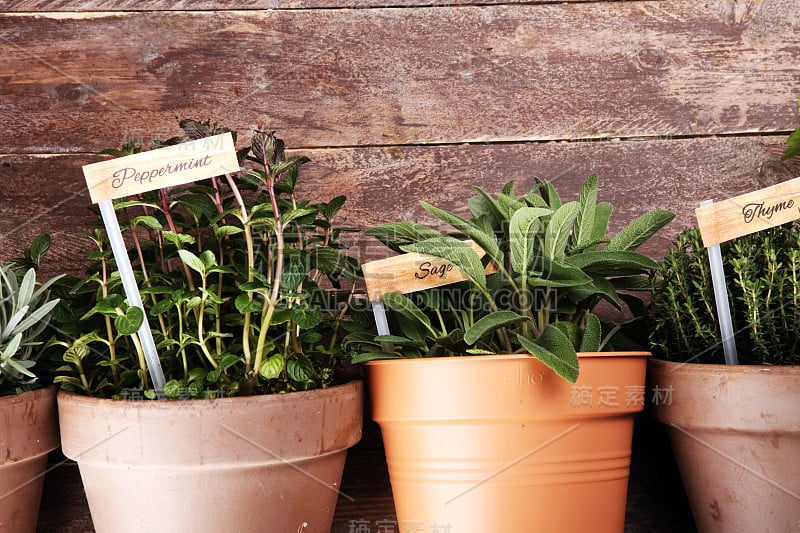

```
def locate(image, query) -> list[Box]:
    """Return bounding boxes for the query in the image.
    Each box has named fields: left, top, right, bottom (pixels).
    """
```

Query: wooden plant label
left=695, top=176, right=800, bottom=247
left=362, top=241, right=497, bottom=300
left=83, top=132, right=240, bottom=203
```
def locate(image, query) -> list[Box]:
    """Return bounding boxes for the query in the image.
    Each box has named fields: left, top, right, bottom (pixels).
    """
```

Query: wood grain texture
left=0, top=0, right=592, bottom=11
left=294, top=136, right=800, bottom=261
left=1, top=0, right=798, bottom=154
left=3, top=136, right=797, bottom=278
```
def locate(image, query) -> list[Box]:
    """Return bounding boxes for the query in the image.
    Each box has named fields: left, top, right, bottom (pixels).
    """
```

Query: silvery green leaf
left=472, top=186, right=507, bottom=224
left=544, top=201, right=580, bottom=260
left=350, top=352, right=403, bottom=363
left=365, top=222, right=443, bottom=252
left=12, top=298, right=59, bottom=338
left=419, top=201, right=502, bottom=267
left=468, top=194, right=493, bottom=219
left=552, top=321, right=579, bottom=348
left=2, top=305, right=28, bottom=340
left=522, top=190, right=549, bottom=209
left=3, top=356, right=36, bottom=379
left=610, top=276, right=652, bottom=291
left=606, top=210, right=675, bottom=252
left=1, top=333, right=22, bottom=361
left=30, top=273, right=64, bottom=302
left=573, top=174, right=598, bottom=250
left=541, top=180, right=562, bottom=210
left=591, top=202, right=613, bottom=246
left=464, top=311, right=527, bottom=345
left=580, top=313, right=602, bottom=352
left=496, top=192, right=525, bottom=220
left=16, top=268, right=36, bottom=309
left=565, top=251, right=659, bottom=275
left=529, top=257, right=591, bottom=288
left=374, top=335, right=427, bottom=348
left=381, top=292, right=433, bottom=333
left=517, top=326, right=579, bottom=383
left=509, top=207, right=552, bottom=273
left=564, top=275, right=621, bottom=309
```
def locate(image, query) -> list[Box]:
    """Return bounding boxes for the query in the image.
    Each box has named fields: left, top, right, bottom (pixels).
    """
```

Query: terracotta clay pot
left=649, top=359, right=800, bottom=533
left=0, top=386, right=59, bottom=533
left=366, top=352, right=649, bottom=533
left=58, top=380, right=363, bottom=533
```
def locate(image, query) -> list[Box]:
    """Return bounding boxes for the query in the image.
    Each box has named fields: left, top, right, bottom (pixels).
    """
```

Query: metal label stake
left=698, top=200, right=738, bottom=365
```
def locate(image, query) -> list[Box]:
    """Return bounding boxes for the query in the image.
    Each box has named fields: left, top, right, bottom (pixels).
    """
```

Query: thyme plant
left=649, top=224, right=800, bottom=365
left=53, top=120, right=361, bottom=399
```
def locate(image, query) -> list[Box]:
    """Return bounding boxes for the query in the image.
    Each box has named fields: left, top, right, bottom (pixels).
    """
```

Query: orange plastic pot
left=366, top=352, right=649, bottom=533
left=0, top=386, right=59, bottom=533
left=58, top=380, right=363, bottom=533
left=649, top=359, right=800, bottom=533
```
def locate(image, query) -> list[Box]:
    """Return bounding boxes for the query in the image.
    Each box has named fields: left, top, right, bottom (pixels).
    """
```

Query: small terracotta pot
left=649, top=359, right=800, bottom=533
left=58, top=380, right=363, bottom=533
left=0, top=386, right=59, bottom=533
left=366, top=352, right=649, bottom=533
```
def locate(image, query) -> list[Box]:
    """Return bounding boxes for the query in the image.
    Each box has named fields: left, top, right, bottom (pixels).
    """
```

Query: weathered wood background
left=3, top=1, right=796, bottom=531
left=2, top=0, right=799, bottom=277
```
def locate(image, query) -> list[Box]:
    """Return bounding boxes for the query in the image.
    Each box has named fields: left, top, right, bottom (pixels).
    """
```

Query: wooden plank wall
left=1, top=0, right=799, bottom=278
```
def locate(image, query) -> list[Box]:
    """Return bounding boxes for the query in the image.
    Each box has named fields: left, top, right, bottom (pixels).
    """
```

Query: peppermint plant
left=54, top=120, right=361, bottom=399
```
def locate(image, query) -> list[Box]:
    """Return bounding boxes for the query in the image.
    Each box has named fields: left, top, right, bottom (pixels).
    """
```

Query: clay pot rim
left=366, top=351, right=651, bottom=367
left=649, top=358, right=800, bottom=375
left=0, top=384, right=57, bottom=405
left=56, top=378, right=362, bottom=408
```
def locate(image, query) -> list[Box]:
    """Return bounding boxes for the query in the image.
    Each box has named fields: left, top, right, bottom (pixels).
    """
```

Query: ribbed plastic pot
left=366, top=352, right=649, bottom=533
left=0, top=385, right=59, bottom=533
left=649, top=359, right=800, bottom=533
left=58, top=380, right=363, bottom=533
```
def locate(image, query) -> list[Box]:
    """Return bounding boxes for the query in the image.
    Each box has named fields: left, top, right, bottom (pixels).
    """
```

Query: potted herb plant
left=52, top=120, right=364, bottom=533
left=647, top=223, right=800, bottom=533
left=0, top=235, right=61, bottom=533
left=346, top=175, right=674, bottom=533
